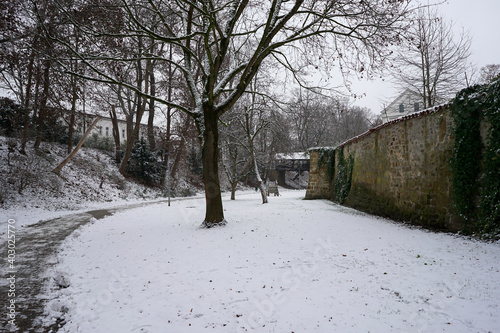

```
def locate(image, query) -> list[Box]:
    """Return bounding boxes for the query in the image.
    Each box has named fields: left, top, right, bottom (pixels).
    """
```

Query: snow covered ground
left=42, top=190, right=500, bottom=333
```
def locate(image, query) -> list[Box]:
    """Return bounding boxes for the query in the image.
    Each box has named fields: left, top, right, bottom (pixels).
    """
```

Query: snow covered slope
left=1, top=136, right=170, bottom=228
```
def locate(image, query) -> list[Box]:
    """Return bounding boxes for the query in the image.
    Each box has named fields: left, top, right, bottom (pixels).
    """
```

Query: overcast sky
left=349, top=0, right=500, bottom=114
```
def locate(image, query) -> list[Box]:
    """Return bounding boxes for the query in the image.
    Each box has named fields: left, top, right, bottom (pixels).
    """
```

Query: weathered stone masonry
left=306, top=106, right=462, bottom=231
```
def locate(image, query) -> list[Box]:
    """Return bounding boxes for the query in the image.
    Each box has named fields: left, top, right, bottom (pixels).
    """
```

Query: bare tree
left=220, top=116, right=251, bottom=200
left=288, top=91, right=373, bottom=149
left=289, top=89, right=332, bottom=150
left=1, top=1, right=52, bottom=153
left=221, top=69, right=288, bottom=201
left=391, top=7, right=473, bottom=108
left=51, top=0, right=413, bottom=226
left=478, top=64, right=500, bottom=84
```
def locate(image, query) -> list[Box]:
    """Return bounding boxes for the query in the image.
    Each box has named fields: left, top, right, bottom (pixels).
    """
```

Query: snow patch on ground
left=41, top=190, right=500, bottom=332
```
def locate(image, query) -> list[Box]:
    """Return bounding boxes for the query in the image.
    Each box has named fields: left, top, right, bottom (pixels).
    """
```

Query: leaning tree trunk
left=200, top=109, right=225, bottom=227
left=52, top=117, right=100, bottom=175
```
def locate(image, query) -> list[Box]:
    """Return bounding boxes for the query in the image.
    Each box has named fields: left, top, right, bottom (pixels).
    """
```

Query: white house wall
left=382, top=89, right=422, bottom=123
left=62, top=112, right=157, bottom=146
left=91, top=118, right=153, bottom=145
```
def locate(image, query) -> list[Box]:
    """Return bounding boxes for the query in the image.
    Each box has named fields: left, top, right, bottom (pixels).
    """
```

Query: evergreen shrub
left=126, top=139, right=166, bottom=187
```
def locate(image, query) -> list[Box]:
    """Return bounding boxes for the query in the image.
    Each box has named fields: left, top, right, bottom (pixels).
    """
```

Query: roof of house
left=384, top=88, right=420, bottom=111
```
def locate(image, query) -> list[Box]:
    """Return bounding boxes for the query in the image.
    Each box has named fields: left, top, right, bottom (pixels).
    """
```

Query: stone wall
left=306, top=106, right=462, bottom=231
left=304, top=151, right=331, bottom=199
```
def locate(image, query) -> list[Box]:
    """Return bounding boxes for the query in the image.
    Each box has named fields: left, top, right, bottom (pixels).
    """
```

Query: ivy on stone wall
left=334, top=147, right=354, bottom=204
left=318, top=148, right=336, bottom=181
left=480, top=80, right=500, bottom=236
left=450, top=85, right=484, bottom=226
left=450, top=80, right=500, bottom=238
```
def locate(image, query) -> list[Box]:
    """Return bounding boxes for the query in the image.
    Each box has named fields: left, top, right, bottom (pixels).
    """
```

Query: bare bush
left=7, top=150, right=61, bottom=195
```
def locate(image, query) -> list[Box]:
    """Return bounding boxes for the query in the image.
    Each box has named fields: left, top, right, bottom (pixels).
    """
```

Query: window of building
left=414, top=103, right=419, bottom=112
left=122, top=129, right=125, bottom=138
left=105, top=127, right=109, bottom=137
left=98, top=126, right=102, bottom=135
left=399, top=104, right=404, bottom=113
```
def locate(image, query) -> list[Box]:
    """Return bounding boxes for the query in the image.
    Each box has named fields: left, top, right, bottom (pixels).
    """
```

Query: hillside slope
left=1, top=136, right=174, bottom=225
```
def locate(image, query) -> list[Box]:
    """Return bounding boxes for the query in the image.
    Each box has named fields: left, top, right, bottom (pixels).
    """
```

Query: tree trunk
left=169, top=139, right=183, bottom=183
left=200, top=109, right=225, bottom=227
left=245, top=112, right=267, bottom=204
left=68, top=111, right=76, bottom=154
left=109, top=105, right=121, bottom=163
left=227, top=148, right=239, bottom=201
left=34, top=60, right=51, bottom=149
left=67, top=79, right=78, bottom=154
left=230, top=181, right=237, bottom=200
left=147, top=70, right=156, bottom=151
left=126, top=113, right=133, bottom=145
left=163, top=44, right=174, bottom=181
left=254, top=156, right=268, bottom=204
left=167, top=115, right=189, bottom=183
left=119, top=106, right=144, bottom=175
left=52, top=117, right=101, bottom=175
left=20, top=44, right=37, bottom=155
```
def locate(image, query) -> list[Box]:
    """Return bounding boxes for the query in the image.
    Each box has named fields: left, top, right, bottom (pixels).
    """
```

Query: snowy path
left=1, top=210, right=111, bottom=332
left=0, top=198, right=194, bottom=332
left=40, top=190, right=499, bottom=333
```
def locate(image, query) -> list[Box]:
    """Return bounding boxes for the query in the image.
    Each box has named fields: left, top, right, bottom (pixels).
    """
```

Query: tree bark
left=68, top=27, right=80, bottom=154
left=52, top=117, right=100, bottom=175
left=20, top=42, right=37, bottom=155
left=245, top=112, right=268, bottom=204
left=200, top=108, right=225, bottom=227
left=119, top=104, right=145, bottom=175
left=163, top=44, right=174, bottom=181
left=34, top=60, right=51, bottom=149
left=67, top=76, right=78, bottom=154
left=230, top=181, right=237, bottom=200
left=147, top=70, right=156, bottom=151
left=109, top=105, right=121, bottom=163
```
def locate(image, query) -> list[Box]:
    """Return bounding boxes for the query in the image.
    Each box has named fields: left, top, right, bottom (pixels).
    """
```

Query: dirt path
left=0, top=200, right=180, bottom=332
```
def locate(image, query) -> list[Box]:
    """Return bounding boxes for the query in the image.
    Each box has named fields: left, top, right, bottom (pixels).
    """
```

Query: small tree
left=0, top=98, right=25, bottom=137
left=127, top=139, right=166, bottom=186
